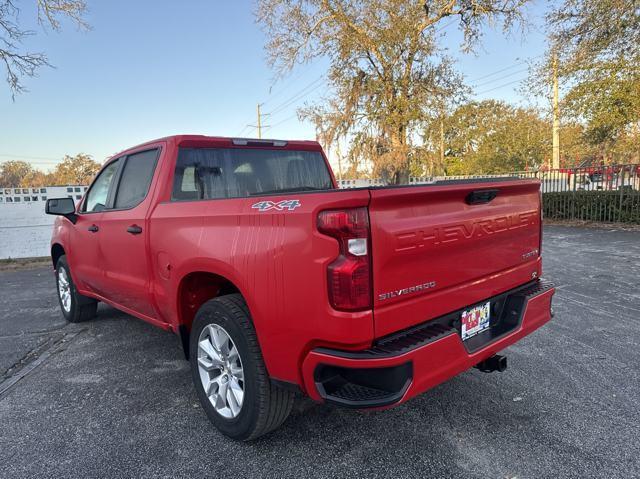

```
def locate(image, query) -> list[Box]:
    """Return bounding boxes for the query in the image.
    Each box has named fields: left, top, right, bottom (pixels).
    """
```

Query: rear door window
left=113, top=149, right=159, bottom=209
left=171, top=148, right=333, bottom=201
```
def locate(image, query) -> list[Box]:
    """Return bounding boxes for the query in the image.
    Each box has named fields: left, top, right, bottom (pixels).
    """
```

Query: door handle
left=127, top=225, right=143, bottom=235
left=87, top=225, right=99, bottom=233
left=466, top=189, right=499, bottom=205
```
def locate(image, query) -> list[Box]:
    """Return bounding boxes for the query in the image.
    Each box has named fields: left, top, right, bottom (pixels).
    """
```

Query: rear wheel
left=55, top=255, right=98, bottom=323
left=190, top=294, right=294, bottom=440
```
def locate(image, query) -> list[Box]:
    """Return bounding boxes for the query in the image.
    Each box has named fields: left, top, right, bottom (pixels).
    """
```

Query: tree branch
left=1, top=0, right=87, bottom=97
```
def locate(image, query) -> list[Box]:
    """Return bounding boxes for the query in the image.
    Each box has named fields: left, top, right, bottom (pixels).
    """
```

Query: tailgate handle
left=466, top=189, right=499, bottom=205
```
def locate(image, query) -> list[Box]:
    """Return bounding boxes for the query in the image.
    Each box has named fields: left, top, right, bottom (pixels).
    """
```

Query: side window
left=113, top=149, right=159, bottom=209
left=83, top=159, right=120, bottom=213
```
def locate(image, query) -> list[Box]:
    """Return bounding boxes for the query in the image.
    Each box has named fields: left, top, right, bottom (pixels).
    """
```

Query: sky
left=0, top=0, right=549, bottom=172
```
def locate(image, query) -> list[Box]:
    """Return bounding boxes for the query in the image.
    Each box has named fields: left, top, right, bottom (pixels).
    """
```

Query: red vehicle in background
left=46, top=135, right=555, bottom=440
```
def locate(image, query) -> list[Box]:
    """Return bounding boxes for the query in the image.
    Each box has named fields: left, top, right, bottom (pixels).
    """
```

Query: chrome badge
left=378, top=281, right=437, bottom=301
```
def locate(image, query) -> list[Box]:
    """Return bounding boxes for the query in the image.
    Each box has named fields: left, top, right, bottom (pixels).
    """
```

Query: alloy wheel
left=58, top=267, right=72, bottom=313
left=197, top=324, right=245, bottom=419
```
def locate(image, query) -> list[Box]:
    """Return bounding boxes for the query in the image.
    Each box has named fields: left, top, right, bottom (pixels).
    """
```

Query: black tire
left=55, top=255, right=98, bottom=323
left=190, top=294, right=294, bottom=440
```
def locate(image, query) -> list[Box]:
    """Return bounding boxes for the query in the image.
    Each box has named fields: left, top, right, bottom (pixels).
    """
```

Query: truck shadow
left=235, top=375, right=544, bottom=477
left=86, top=304, right=547, bottom=477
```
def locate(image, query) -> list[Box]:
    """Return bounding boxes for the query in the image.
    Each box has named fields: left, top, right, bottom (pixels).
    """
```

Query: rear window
left=171, top=148, right=333, bottom=201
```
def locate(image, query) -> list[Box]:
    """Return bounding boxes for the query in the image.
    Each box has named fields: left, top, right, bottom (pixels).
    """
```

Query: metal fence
left=526, top=164, right=640, bottom=223
left=337, top=164, right=640, bottom=224
left=507, top=164, right=640, bottom=194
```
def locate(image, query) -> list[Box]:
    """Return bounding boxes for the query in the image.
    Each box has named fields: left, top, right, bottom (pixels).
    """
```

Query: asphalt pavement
left=0, top=225, right=638, bottom=478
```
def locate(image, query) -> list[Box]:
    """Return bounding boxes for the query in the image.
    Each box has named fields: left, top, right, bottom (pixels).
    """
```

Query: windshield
left=172, top=147, right=334, bottom=201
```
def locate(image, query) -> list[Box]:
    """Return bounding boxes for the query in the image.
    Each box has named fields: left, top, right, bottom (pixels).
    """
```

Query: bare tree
left=1, top=0, right=88, bottom=98
left=257, top=0, right=530, bottom=182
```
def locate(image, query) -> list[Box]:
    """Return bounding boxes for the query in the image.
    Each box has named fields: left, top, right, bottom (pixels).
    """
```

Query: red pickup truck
left=46, top=135, right=554, bottom=440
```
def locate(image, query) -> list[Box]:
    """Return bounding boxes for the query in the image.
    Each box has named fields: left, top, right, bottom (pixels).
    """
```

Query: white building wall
left=0, top=186, right=87, bottom=260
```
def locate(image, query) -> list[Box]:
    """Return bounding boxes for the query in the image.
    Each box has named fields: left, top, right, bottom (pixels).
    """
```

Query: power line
left=434, top=18, right=457, bottom=33
left=238, top=75, right=326, bottom=136
left=266, top=75, right=325, bottom=116
left=0, top=159, right=63, bottom=167
left=472, top=67, right=530, bottom=88
left=237, top=47, right=542, bottom=136
left=237, top=124, right=254, bottom=136
left=259, top=17, right=456, bottom=122
left=0, top=153, right=61, bottom=162
left=261, top=56, right=541, bottom=126
left=468, top=62, right=527, bottom=83
left=466, top=55, right=542, bottom=84
left=265, top=114, right=298, bottom=130
left=475, top=77, right=528, bottom=95
left=261, top=69, right=309, bottom=107
left=268, top=82, right=326, bottom=121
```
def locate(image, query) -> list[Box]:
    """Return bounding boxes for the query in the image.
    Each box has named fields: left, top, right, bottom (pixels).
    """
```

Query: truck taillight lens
left=317, top=207, right=372, bottom=311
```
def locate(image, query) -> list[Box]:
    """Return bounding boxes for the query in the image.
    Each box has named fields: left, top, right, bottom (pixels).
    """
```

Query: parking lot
left=1, top=225, right=638, bottom=478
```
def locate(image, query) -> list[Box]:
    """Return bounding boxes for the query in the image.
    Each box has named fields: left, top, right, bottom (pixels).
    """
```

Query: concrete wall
left=0, top=202, right=55, bottom=259
left=0, top=186, right=87, bottom=260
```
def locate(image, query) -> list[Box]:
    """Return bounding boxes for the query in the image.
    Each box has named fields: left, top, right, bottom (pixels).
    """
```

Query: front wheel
left=55, top=255, right=98, bottom=323
left=190, top=294, right=294, bottom=440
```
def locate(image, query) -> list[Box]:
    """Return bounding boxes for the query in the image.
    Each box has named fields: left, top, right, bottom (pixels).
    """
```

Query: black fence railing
left=512, top=165, right=640, bottom=223
left=338, top=164, right=640, bottom=224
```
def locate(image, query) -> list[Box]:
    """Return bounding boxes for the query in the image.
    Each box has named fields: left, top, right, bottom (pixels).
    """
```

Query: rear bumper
left=301, top=280, right=555, bottom=408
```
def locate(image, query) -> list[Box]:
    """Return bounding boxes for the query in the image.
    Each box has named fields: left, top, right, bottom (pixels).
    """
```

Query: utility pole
left=552, top=51, right=560, bottom=169
left=439, top=115, right=445, bottom=175
left=247, top=103, right=269, bottom=139
left=336, top=140, right=343, bottom=181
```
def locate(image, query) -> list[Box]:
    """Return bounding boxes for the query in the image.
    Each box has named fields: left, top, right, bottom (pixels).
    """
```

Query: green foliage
left=543, top=190, right=640, bottom=223
left=559, top=57, right=640, bottom=154
left=0, top=161, right=34, bottom=187
left=427, top=100, right=550, bottom=174
left=52, top=154, right=101, bottom=185
left=545, top=0, right=640, bottom=156
left=0, top=154, right=101, bottom=187
left=258, top=0, right=531, bottom=183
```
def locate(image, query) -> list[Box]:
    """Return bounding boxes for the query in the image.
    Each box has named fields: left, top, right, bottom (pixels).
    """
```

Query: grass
left=543, top=218, right=640, bottom=231
left=0, top=256, right=51, bottom=271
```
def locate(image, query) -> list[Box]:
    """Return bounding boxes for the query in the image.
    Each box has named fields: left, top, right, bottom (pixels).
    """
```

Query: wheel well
left=51, top=244, right=65, bottom=269
left=177, top=271, right=240, bottom=357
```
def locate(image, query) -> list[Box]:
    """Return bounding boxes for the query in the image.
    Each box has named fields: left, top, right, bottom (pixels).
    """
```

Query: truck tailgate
left=368, top=179, right=543, bottom=338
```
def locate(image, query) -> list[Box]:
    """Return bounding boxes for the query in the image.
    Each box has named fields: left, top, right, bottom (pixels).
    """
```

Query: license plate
left=461, top=302, right=491, bottom=341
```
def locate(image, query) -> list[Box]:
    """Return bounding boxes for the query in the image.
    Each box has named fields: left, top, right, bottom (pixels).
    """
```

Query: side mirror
left=45, top=198, right=78, bottom=224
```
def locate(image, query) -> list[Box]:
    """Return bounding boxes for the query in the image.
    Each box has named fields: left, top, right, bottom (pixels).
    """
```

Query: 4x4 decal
left=251, top=199, right=301, bottom=212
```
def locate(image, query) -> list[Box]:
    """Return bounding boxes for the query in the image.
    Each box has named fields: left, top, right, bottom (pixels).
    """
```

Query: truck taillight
left=317, top=207, right=371, bottom=311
